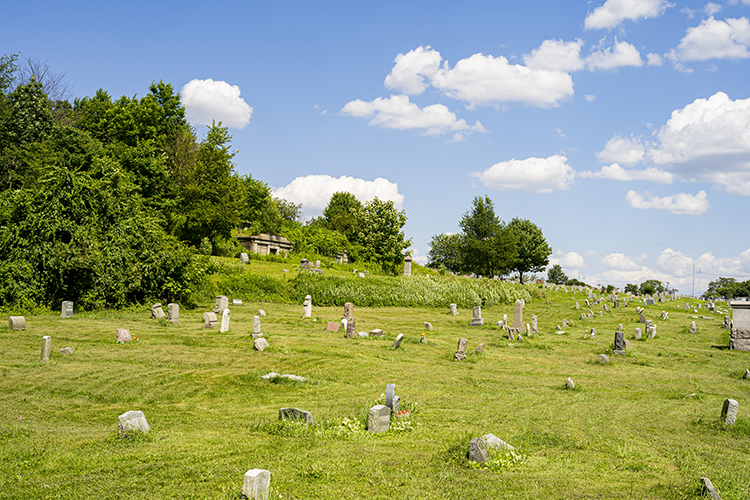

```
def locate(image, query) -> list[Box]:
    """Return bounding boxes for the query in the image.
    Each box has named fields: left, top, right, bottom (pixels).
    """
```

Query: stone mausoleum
left=236, top=233, right=293, bottom=256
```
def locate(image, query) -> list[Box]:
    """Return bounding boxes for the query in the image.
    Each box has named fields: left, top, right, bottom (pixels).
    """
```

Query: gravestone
left=167, top=303, right=179, bottom=322
left=315, top=260, right=321, bottom=269
left=118, top=410, right=150, bottom=436
left=344, top=302, right=354, bottom=320
left=239, top=252, right=249, bottom=264
left=576, top=302, right=580, bottom=309
left=392, top=334, right=404, bottom=349
left=639, top=313, right=646, bottom=323
left=467, top=437, right=487, bottom=463
left=369, top=329, right=384, bottom=336
left=450, top=303, right=457, bottom=315
left=689, top=321, right=697, bottom=334
left=213, top=296, right=229, bottom=314
left=562, top=319, right=568, bottom=328
left=646, top=320, right=652, bottom=329
left=614, top=331, right=625, bottom=353
left=586, top=299, right=591, bottom=306
left=302, top=295, right=312, bottom=318
left=424, top=322, right=433, bottom=331
left=700, top=477, right=721, bottom=500
left=531, top=315, right=538, bottom=333
left=721, top=399, right=739, bottom=425
left=40, top=336, right=51, bottom=363
left=358, top=272, right=365, bottom=278
left=480, top=434, right=514, bottom=451
left=151, top=303, right=165, bottom=320
left=116, top=328, right=131, bottom=343
left=325, top=321, right=339, bottom=332
left=634, top=328, right=642, bottom=340
left=368, top=405, right=391, bottom=433
left=203, top=312, right=218, bottom=328
left=258, top=309, right=266, bottom=317
left=454, top=337, right=468, bottom=361
left=300, top=259, right=309, bottom=270
left=506, top=326, right=514, bottom=341
left=513, top=299, right=524, bottom=328
left=645, top=298, right=655, bottom=306
left=580, top=313, right=586, bottom=321
left=61, top=301, right=74, bottom=318
left=59, top=347, right=74, bottom=356
left=254, top=338, right=269, bottom=351
left=618, top=323, right=623, bottom=330
left=624, top=339, right=631, bottom=350
left=357, top=331, right=368, bottom=338
left=743, top=368, right=750, bottom=380
left=346, top=318, right=356, bottom=339
left=590, top=328, right=596, bottom=337
left=470, top=306, right=483, bottom=326
left=603, top=304, right=610, bottom=312
left=243, top=469, right=271, bottom=500
left=496, top=320, right=504, bottom=328
left=566, top=377, right=575, bottom=389
left=386, top=384, right=397, bottom=410
left=254, top=316, right=261, bottom=335
left=598, top=353, right=610, bottom=364
left=220, top=309, right=231, bottom=333
left=661, top=311, right=668, bottom=320
left=647, top=325, right=657, bottom=339
left=503, top=314, right=508, bottom=324
left=8, top=316, right=25, bottom=331
left=730, top=301, right=750, bottom=351
left=474, top=343, right=485, bottom=353
left=232, top=299, right=243, bottom=306
left=724, top=316, right=731, bottom=330
left=279, top=407, right=314, bottom=424
left=403, top=255, right=412, bottom=276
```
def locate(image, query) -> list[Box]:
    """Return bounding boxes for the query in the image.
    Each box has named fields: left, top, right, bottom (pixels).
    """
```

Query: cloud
left=549, top=249, right=586, bottom=268
left=410, top=248, right=429, bottom=266
left=181, top=79, right=253, bottom=129
left=704, top=2, right=722, bottom=15
left=470, top=155, right=575, bottom=193
left=585, top=94, right=597, bottom=102
left=596, top=135, right=646, bottom=166
left=524, top=39, right=586, bottom=72
left=272, top=175, right=404, bottom=216
left=666, top=17, right=750, bottom=64
left=430, top=53, right=575, bottom=108
left=340, top=94, right=485, bottom=137
left=584, top=0, right=672, bottom=30
left=384, top=46, right=442, bottom=95
left=647, top=53, right=664, bottom=66
left=625, top=190, right=710, bottom=214
left=579, top=163, right=674, bottom=183
left=600, top=252, right=641, bottom=271
left=585, top=39, right=644, bottom=70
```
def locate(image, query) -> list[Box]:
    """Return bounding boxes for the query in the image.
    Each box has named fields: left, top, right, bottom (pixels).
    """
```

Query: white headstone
left=220, top=309, right=231, bottom=333
left=40, top=336, right=51, bottom=363
left=118, top=410, right=150, bottom=436
left=243, top=469, right=271, bottom=500
left=254, top=316, right=261, bottom=335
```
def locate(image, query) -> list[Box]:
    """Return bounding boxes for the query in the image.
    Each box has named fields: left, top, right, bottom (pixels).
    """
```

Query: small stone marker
left=243, top=469, right=271, bottom=500
left=454, top=337, right=468, bottom=361
left=639, top=312, right=646, bottom=323
left=151, top=303, right=165, bottom=320
left=562, top=318, right=568, bottom=328
left=118, top=410, right=150, bottom=436
left=392, top=333, right=404, bottom=349
left=424, top=321, right=433, bottom=331
left=566, top=377, right=575, bottom=389
left=369, top=328, right=384, bottom=336
left=302, top=295, right=312, bottom=318
left=325, top=321, right=339, bottom=332
left=647, top=325, right=657, bottom=339
left=467, top=437, right=488, bottom=463
left=239, top=252, right=249, bottom=264
left=598, top=354, right=610, bottom=364
left=689, top=321, right=697, bottom=334
left=450, top=303, right=457, bottom=315
left=344, top=302, right=354, bottom=319
left=368, top=405, right=390, bottom=433
left=724, top=316, right=731, bottom=329
left=61, top=301, right=74, bottom=318
left=116, top=328, right=131, bottom=343
left=167, top=303, right=179, bottom=322
left=701, top=477, right=721, bottom=500
left=59, top=347, right=74, bottom=355
left=576, top=302, right=580, bottom=309
left=661, top=311, right=669, bottom=320
left=532, top=315, right=538, bottom=333
left=634, top=328, right=642, bottom=340
left=279, top=407, right=314, bottom=424
left=721, top=399, right=738, bottom=425
left=346, top=318, right=356, bottom=339
left=357, top=331, right=368, bottom=338
left=474, top=343, right=485, bottom=353
left=8, top=316, right=26, bottom=331
left=480, top=434, right=514, bottom=451
left=40, top=336, right=51, bottom=363
left=358, top=272, right=365, bottom=278
left=386, top=384, right=396, bottom=409
left=590, top=328, right=596, bottom=337
left=232, top=299, right=243, bottom=306
left=470, top=306, right=483, bottom=326
left=203, top=312, right=218, bottom=328
left=261, top=372, right=306, bottom=382
left=220, top=309, right=231, bottom=333
left=254, top=338, right=269, bottom=351
left=254, top=316, right=261, bottom=335
left=315, top=260, right=321, bottom=269
left=258, top=309, right=266, bottom=317
left=618, top=323, right=623, bottom=330
left=744, top=368, right=750, bottom=380
left=341, top=318, right=347, bottom=331
left=624, top=339, right=631, bottom=350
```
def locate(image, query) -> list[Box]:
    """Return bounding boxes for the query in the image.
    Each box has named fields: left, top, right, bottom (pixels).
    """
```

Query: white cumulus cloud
left=384, top=46, right=442, bottom=95
left=524, top=39, right=586, bottom=72
left=596, top=135, right=646, bottom=166
left=584, top=0, right=672, bottom=30
left=272, top=175, right=404, bottom=216
left=470, top=155, right=575, bottom=193
left=549, top=249, right=586, bottom=268
left=647, top=53, right=664, bottom=66
left=600, top=252, right=641, bottom=271
left=181, top=79, right=253, bottom=129
left=585, top=39, right=644, bottom=70
left=656, top=247, right=750, bottom=281
left=340, top=94, right=485, bottom=137
left=579, top=163, right=675, bottom=183
left=625, top=189, right=710, bottom=214
left=666, top=17, right=750, bottom=64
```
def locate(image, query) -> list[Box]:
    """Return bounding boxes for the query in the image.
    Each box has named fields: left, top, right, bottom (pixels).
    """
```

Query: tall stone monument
left=730, top=301, right=750, bottom=351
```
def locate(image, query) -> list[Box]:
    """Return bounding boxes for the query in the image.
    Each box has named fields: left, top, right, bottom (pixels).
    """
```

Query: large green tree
left=322, top=191, right=363, bottom=244
left=358, top=198, right=411, bottom=274
left=547, top=264, right=568, bottom=284
left=507, top=217, right=551, bottom=284
left=426, top=233, right=464, bottom=274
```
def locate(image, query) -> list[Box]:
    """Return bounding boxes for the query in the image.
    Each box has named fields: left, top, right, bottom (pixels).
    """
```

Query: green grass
left=1, top=289, right=749, bottom=499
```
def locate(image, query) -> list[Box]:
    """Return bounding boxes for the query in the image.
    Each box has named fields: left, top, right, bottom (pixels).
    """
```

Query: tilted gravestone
left=254, top=338, right=269, bottom=351
left=689, top=321, right=697, bottom=334
left=639, top=312, right=646, bottom=323
left=598, top=353, right=610, bottom=364
left=392, top=334, right=404, bottom=349
left=8, top=316, right=26, bottom=331
left=61, top=301, right=74, bottom=318
left=576, top=302, right=580, bottom=309
left=258, top=309, right=266, bottom=316
left=467, top=437, right=488, bottom=463
left=116, top=328, right=131, bottom=343
left=151, top=303, right=165, bottom=320
left=40, top=336, right=51, bottom=363
left=220, top=309, right=231, bottom=333
left=243, top=469, right=271, bottom=500
left=566, top=377, right=575, bottom=389
left=279, top=407, right=314, bottom=424
left=368, top=405, right=390, bottom=433
left=167, top=303, right=179, bottom=322
left=454, top=337, right=468, bottom=361
left=118, top=410, right=150, bottom=436
left=721, top=398, right=739, bottom=425
left=59, top=347, right=74, bottom=355
left=424, top=322, right=433, bottom=331
left=325, top=321, right=339, bottom=332
left=386, top=384, right=400, bottom=414
left=700, top=477, right=721, bottom=500
left=203, top=312, right=218, bottom=328
left=474, top=343, right=485, bottom=353
left=532, top=315, right=538, bottom=333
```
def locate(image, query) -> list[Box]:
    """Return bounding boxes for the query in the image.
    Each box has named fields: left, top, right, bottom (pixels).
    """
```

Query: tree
left=274, top=197, right=302, bottom=222
left=322, top=191, right=363, bottom=243
left=639, top=279, right=665, bottom=296
left=547, top=264, right=568, bottom=284
left=624, top=283, right=639, bottom=295
left=457, top=196, right=516, bottom=278
left=705, top=277, right=750, bottom=298
left=507, top=218, right=551, bottom=284
left=357, top=198, right=411, bottom=274
left=427, top=233, right=464, bottom=273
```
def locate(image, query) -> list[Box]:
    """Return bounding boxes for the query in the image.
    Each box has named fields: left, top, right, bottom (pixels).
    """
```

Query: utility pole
left=692, top=263, right=695, bottom=298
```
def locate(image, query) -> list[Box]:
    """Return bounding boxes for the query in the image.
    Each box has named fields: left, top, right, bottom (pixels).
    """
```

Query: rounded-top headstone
left=598, top=353, right=610, bottom=364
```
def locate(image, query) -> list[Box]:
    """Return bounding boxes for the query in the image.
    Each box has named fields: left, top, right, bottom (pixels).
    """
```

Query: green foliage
left=507, top=217, right=551, bottom=284
left=705, top=277, right=750, bottom=298
left=239, top=174, right=284, bottom=235
left=427, top=233, right=463, bottom=274
left=357, top=198, right=411, bottom=274
left=547, top=264, right=568, bottom=285
left=275, top=197, right=302, bottom=222
left=624, top=283, right=639, bottom=294
left=281, top=222, right=349, bottom=258
left=639, top=279, right=665, bottom=296
left=323, top=191, right=364, bottom=243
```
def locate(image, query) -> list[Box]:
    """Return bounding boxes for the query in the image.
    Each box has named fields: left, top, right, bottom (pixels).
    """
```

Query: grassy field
left=1, top=282, right=749, bottom=499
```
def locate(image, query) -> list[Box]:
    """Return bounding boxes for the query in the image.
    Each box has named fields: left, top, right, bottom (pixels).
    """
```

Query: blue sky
left=4, top=0, right=750, bottom=294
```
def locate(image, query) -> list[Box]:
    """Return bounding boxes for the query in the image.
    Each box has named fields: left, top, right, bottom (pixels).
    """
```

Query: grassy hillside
left=1, top=281, right=749, bottom=499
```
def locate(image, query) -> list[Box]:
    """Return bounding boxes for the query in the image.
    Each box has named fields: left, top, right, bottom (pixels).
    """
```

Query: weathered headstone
left=213, top=295, right=229, bottom=314
left=700, top=477, right=721, bottom=500
left=480, top=434, right=514, bottom=451
left=61, top=301, right=74, bottom=318
left=689, top=321, right=698, bottom=334
left=40, top=336, right=51, bottom=363
left=661, top=311, right=668, bottom=320
left=151, top=303, right=165, bottom=320
left=368, top=405, right=390, bottom=433
left=302, top=295, right=312, bottom=318
left=357, top=331, right=368, bottom=338
left=424, top=321, right=433, bottom=331
left=239, top=252, right=249, bottom=264
left=721, top=398, right=739, bottom=425
left=344, top=302, right=354, bottom=320
left=254, top=338, right=269, bottom=351
left=639, top=312, right=646, bottom=323
left=562, top=318, right=568, bottom=328
left=254, top=316, right=261, bottom=335
left=386, top=384, right=396, bottom=409
left=454, top=337, right=468, bottom=361
left=576, top=302, right=580, bottom=309
left=470, top=306, right=483, bottom=326
left=590, top=328, right=596, bottom=337
left=203, top=312, right=218, bottom=328
left=8, top=316, right=25, bottom=331
left=474, top=343, right=485, bottom=353
left=243, top=469, right=271, bottom=500
left=167, top=303, right=179, bottom=322
left=369, top=328, right=384, bottom=336
left=300, top=258, right=309, bottom=270
left=279, top=407, right=314, bottom=424
left=647, top=325, right=657, bottom=339
left=232, top=299, right=243, bottom=306
left=325, top=321, right=339, bottom=332
left=624, top=339, right=631, bottom=350
left=614, top=331, right=625, bottom=351
left=219, top=309, right=230, bottom=332
left=724, top=316, right=731, bottom=330
left=467, top=437, right=487, bottom=463
left=744, top=368, right=750, bottom=380
left=729, top=301, right=750, bottom=351
left=341, top=318, right=347, bottom=331
left=566, top=377, right=575, bottom=389
left=346, top=318, right=356, bottom=339
left=450, top=303, right=457, bottom=315
left=532, top=315, right=538, bottom=333
left=392, top=334, right=404, bottom=349
left=403, top=255, right=412, bottom=276
left=118, top=410, right=149, bottom=436
left=59, top=347, right=74, bottom=355
left=116, top=328, right=131, bottom=343
left=513, top=299, right=524, bottom=329
left=598, top=353, right=610, bottom=364
left=634, top=327, right=642, bottom=340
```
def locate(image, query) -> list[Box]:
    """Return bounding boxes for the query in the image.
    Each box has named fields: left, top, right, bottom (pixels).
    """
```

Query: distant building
left=236, top=233, right=293, bottom=256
